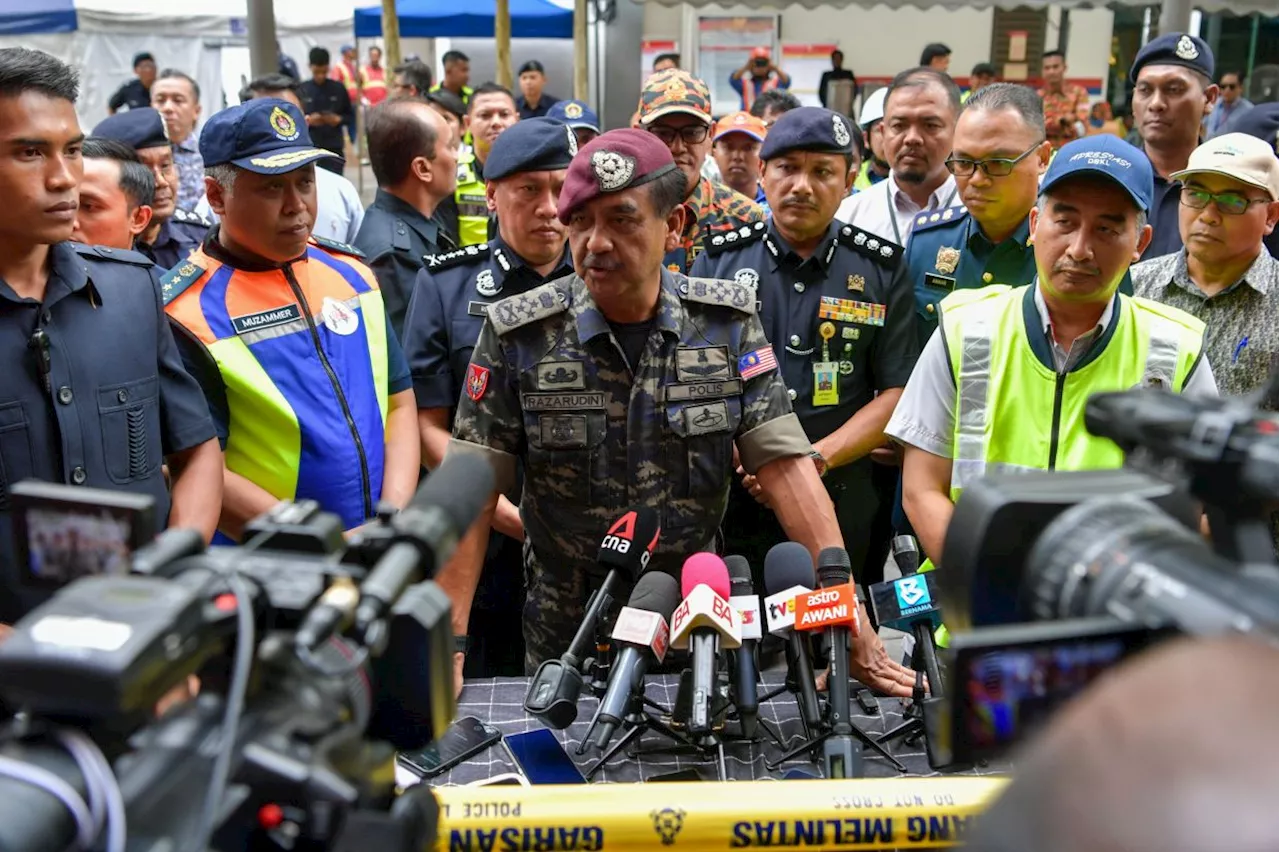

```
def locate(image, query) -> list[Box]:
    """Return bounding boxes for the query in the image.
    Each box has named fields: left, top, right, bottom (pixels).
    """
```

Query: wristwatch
left=454, top=635, right=470, bottom=655
left=809, top=449, right=829, bottom=478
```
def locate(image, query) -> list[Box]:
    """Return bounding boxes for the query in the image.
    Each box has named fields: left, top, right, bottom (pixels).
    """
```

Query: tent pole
left=574, top=0, right=588, bottom=101
left=496, top=0, right=512, bottom=89
left=247, top=0, right=278, bottom=79
left=382, top=0, right=402, bottom=69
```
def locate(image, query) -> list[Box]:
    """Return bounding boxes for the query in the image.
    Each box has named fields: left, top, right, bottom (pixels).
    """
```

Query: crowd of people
left=0, top=30, right=1275, bottom=712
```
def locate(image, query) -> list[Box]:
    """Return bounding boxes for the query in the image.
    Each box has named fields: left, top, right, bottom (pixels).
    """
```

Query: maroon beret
left=556, top=129, right=681, bottom=224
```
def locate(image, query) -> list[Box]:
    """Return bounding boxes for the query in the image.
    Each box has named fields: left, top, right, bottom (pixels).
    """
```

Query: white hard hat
left=859, top=87, right=887, bottom=128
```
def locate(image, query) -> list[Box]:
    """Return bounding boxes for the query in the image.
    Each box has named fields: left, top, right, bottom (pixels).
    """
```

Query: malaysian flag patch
left=738, top=346, right=778, bottom=380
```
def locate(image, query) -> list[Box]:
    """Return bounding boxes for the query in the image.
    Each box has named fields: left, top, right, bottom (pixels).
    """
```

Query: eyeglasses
left=1179, top=186, right=1271, bottom=216
left=944, top=141, right=1042, bottom=178
left=647, top=124, right=710, bottom=146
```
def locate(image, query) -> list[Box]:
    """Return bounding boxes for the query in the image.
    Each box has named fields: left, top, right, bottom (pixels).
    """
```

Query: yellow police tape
left=434, top=775, right=1009, bottom=851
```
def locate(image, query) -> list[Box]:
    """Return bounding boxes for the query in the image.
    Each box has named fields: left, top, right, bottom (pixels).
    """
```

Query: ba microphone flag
left=793, top=583, right=859, bottom=632
left=738, top=346, right=778, bottom=380
left=669, top=585, right=743, bottom=650
left=611, top=606, right=670, bottom=663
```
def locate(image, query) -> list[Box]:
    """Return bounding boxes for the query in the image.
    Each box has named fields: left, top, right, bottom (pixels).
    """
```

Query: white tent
left=0, top=0, right=357, bottom=129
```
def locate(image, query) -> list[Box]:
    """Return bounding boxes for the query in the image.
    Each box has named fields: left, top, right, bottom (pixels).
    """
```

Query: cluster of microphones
left=523, top=505, right=945, bottom=779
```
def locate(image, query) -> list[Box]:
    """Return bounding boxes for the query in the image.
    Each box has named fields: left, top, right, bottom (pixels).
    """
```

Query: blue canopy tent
left=354, top=0, right=572, bottom=39
left=0, top=0, right=77, bottom=34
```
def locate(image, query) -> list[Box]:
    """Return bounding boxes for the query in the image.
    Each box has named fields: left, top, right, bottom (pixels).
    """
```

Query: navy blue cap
left=484, top=117, right=578, bottom=182
left=547, top=99, right=601, bottom=133
left=1225, top=102, right=1279, bottom=151
left=1040, top=136, right=1154, bottom=212
left=759, top=106, right=854, bottom=161
left=199, top=98, right=339, bottom=174
left=1129, top=33, right=1214, bottom=83
left=92, top=108, right=169, bottom=151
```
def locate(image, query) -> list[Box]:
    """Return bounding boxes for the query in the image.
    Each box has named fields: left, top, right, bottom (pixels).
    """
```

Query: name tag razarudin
left=521, top=392, right=606, bottom=411
left=231, top=304, right=302, bottom=335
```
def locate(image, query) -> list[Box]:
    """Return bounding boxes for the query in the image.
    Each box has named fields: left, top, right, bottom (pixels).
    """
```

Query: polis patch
left=663, top=378, right=743, bottom=402
left=231, top=303, right=303, bottom=336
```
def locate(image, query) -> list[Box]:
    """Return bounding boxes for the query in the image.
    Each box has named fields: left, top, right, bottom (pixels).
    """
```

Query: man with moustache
left=162, top=98, right=419, bottom=542
left=691, top=107, right=919, bottom=587
left=440, top=128, right=918, bottom=698
left=887, top=135, right=1216, bottom=569
left=439, top=83, right=519, bottom=247
left=402, top=118, right=577, bottom=676
left=837, top=68, right=959, bottom=248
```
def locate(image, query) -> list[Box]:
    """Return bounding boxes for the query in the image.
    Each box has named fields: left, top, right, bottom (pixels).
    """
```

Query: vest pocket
left=664, top=397, right=742, bottom=498
left=98, top=377, right=161, bottom=484
left=524, top=409, right=608, bottom=503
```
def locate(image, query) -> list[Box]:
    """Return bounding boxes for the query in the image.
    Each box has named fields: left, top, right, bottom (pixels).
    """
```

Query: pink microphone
left=680, top=552, right=731, bottom=600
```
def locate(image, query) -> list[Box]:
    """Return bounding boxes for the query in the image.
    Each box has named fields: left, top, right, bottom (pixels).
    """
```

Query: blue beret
left=1129, top=33, right=1214, bottom=83
left=92, top=107, right=169, bottom=151
left=759, top=106, right=854, bottom=161
left=1041, top=136, right=1154, bottom=213
left=199, top=98, right=339, bottom=174
left=484, top=117, right=578, bottom=182
left=547, top=99, right=601, bottom=133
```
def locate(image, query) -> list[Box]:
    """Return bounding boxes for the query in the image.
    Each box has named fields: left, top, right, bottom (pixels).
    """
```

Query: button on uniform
left=794, top=282, right=805, bottom=293
left=57, top=386, right=72, bottom=404
left=71, top=466, right=86, bottom=484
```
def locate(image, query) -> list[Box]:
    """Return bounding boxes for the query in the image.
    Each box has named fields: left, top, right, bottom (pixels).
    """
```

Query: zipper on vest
left=283, top=265, right=374, bottom=520
left=1047, top=371, right=1066, bottom=470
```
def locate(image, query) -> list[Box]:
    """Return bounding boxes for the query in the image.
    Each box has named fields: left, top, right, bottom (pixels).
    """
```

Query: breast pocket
left=524, top=408, right=608, bottom=504
left=98, top=376, right=161, bottom=484
left=664, top=397, right=742, bottom=499
left=0, top=401, right=35, bottom=510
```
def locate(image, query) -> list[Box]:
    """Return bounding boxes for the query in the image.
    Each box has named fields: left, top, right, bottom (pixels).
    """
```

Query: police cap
left=547, top=99, right=601, bottom=134
left=1129, top=33, right=1214, bottom=83
left=557, top=129, right=680, bottom=223
left=484, top=117, right=579, bottom=182
left=200, top=98, right=339, bottom=175
left=92, top=107, right=169, bottom=151
left=759, top=106, right=854, bottom=161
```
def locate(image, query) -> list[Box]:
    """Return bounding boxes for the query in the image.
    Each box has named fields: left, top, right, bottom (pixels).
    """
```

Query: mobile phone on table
left=503, top=728, right=586, bottom=785
left=397, top=716, right=503, bottom=780
left=467, top=772, right=530, bottom=787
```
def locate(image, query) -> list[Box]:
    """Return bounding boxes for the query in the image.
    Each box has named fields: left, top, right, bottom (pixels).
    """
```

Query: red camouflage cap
left=557, top=129, right=681, bottom=224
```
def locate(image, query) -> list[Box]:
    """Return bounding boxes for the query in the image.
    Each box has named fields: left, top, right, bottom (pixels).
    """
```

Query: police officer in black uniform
left=401, top=117, right=576, bottom=676
left=92, top=107, right=211, bottom=270
left=0, top=48, right=222, bottom=626
left=691, top=106, right=919, bottom=586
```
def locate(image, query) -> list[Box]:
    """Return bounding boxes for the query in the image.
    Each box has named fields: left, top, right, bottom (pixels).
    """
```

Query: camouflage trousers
left=521, top=539, right=596, bottom=674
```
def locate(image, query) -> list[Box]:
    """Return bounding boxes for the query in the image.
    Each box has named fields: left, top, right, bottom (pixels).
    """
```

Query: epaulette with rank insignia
left=160, top=259, right=207, bottom=305
left=912, top=205, right=968, bottom=233
left=425, top=242, right=490, bottom=271
left=836, top=224, right=903, bottom=269
left=72, top=243, right=155, bottom=268
left=704, top=220, right=767, bottom=257
left=311, top=234, right=366, bottom=258
left=678, top=276, right=756, bottom=314
left=170, top=207, right=213, bottom=227
left=487, top=280, right=568, bottom=335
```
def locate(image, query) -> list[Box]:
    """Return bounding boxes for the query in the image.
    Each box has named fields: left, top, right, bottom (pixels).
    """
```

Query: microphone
left=588, top=571, right=681, bottom=750
left=762, top=542, right=822, bottom=731
left=803, top=547, right=863, bottom=778
left=869, top=545, right=944, bottom=694
left=670, top=553, right=741, bottom=736
left=724, top=555, right=761, bottom=738
left=524, top=507, right=661, bottom=729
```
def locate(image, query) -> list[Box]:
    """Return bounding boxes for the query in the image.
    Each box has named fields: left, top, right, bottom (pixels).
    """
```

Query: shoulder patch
left=425, top=242, right=490, bottom=271
left=678, top=276, right=756, bottom=314
left=912, top=205, right=968, bottom=233
left=487, top=280, right=569, bottom=335
left=312, top=234, right=366, bottom=258
left=836, top=224, right=903, bottom=270
left=704, top=220, right=767, bottom=257
left=160, top=259, right=207, bottom=305
left=391, top=221, right=412, bottom=252
left=72, top=243, right=156, bottom=268
left=171, top=207, right=212, bottom=227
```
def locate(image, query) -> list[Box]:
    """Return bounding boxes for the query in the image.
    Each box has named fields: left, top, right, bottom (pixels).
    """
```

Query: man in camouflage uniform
left=636, top=69, right=764, bottom=273
left=442, top=129, right=918, bottom=699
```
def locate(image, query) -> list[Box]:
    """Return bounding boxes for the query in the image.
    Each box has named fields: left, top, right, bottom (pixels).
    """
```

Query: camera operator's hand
left=454, top=652, right=466, bottom=699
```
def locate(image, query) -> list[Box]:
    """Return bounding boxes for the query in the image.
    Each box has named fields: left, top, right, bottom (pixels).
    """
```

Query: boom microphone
left=763, top=542, right=822, bottom=731
left=671, top=553, right=741, bottom=736
left=589, top=572, right=681, bottom=749
left=524, top=507, right=661, bottom=729
left=725, top=555, right=761, bottom=737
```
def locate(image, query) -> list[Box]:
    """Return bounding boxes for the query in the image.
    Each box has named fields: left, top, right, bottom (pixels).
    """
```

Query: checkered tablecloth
left=433, top=675, right=1001, bottom=785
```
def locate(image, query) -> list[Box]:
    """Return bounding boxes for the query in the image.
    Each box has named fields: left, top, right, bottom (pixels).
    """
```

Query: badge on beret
left=591, top=150, right=635, bottom=192
left=270, top=106, right=299, bottom=142
left=832, top=114, right=851, bottom=147
left=476, top=269, right=501, bottom=297
left=734, top=268, right=759, bottom=289
left=935, top=246, right=961, bottom=275
left=1175, top=35, right=1199, bottom=60
left=566, top=125, right=578, bottom=157
left=564, top=102, right=584, bottom=119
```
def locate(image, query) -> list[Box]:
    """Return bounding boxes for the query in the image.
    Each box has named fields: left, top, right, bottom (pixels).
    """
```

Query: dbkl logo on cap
left=270, top=106, right=300, bottom=142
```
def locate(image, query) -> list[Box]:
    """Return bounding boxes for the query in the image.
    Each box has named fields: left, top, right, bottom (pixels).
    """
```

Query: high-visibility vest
left=361, top=65, right=387, bottom=105
left=333, top=61, right=359, bottom=101
left=162, top=238, right=390, bottom=532
left=455, top=152, right=489, bottom=247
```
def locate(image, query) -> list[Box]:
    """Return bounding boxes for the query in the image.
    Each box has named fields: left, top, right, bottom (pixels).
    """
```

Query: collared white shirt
left=835, top=172, right=958, bottom=247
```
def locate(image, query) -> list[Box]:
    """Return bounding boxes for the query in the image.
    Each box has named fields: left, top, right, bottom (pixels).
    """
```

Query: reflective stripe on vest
left=942, top=285, right=1204, bottom=502
left=455, top=153, right=488, bottom=247
left=165, top=243, right=389, bottom=529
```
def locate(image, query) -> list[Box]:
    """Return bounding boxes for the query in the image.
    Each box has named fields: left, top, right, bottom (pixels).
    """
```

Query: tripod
left=582, top=691, right=690, bottom=779
left=877, top=622, right=944, bottom=750
left=763, top=681, right=908, bottom=773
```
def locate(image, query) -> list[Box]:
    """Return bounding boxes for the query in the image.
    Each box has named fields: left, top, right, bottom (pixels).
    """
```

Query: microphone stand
left=876, top=621, right=944, bottom=750
left=582, top=689, right=689, bottom=779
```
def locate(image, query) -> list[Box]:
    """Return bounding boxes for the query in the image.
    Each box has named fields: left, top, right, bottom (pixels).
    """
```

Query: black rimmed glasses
left=647, top=124, right=710, bottom=146
left=945, top=141, right=1042, bottom=178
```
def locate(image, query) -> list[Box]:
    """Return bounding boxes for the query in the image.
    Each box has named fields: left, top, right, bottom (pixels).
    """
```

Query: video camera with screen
left=0, top=453, right=495, bottom=852
left=932, top=385, right=1278, bottom=766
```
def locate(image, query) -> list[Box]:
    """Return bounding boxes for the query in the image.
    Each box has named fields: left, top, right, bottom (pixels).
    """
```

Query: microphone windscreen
left=724, top=555, right=754, bottom=594
left=680, top=552, right=730, bottom=599
left=627, top=571, right=681, bottom=616
left=595, top=506, right=662, bottom=576
left=817, top=546, right=852, bottom=586
left=407, top=452, right=495, bottom=534
left=763, top=542, right=815, bottom=595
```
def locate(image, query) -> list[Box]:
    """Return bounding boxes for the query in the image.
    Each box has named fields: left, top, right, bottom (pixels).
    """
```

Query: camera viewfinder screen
left=25, top=506, right=134, bottom=584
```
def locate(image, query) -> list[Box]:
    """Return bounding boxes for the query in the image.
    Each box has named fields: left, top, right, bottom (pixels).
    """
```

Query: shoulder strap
left=910, top=206, right=967, bottom=234
left=311, top=234, right=366, bottom=258
left=487, top=280, right=569, bottom=335
left=426, top=242, right=490, bottom=271
left=679, top=276, right=756, bottom=314
left=705, top=220, right=768, bottom=257
left=160, top=258, right=207, bottom=305
left=836, top=224, right=904, bottom=270
left=72, top=243, right=155, bottom=267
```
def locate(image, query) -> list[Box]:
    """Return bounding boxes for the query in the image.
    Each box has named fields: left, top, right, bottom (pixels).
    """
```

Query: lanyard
left=884, top=180, right=958, bottom=245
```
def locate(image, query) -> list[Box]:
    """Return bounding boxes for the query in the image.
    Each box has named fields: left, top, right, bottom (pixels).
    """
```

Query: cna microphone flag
left=738, top=346, right=778, bottom=380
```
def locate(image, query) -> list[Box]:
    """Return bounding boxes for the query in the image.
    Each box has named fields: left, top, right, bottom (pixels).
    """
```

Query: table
left=434, top=675, right=1002, bottom=785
